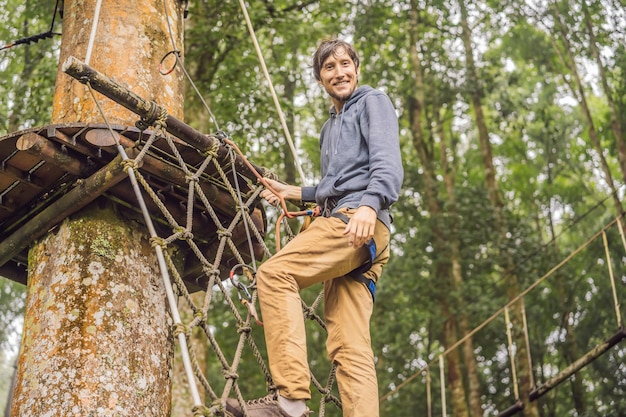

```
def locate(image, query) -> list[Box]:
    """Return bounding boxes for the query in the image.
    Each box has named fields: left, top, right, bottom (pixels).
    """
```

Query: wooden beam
left=62, top=56, right=268, bottom=184
left=529, top=327, right=626, bottom=401
left=17, top=132, right=93, bottom=176
left=496, top=399, right=524, bottom=417
left=0, top=154, right=128, bottom=269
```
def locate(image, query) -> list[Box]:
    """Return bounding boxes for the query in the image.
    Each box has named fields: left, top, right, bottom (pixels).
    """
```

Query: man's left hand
left=344, top=206, right=377, bottom=248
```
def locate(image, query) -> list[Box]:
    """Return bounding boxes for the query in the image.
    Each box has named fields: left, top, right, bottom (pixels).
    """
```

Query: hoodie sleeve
left=301, top=186, right=317, bottom=202
left=359, top=92, right=404, bottom=212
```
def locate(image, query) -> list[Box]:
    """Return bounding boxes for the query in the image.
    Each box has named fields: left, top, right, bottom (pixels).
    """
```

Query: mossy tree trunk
left=11, top=0, right=185, bottom=416
left=12, top=205, right=174, bottom=416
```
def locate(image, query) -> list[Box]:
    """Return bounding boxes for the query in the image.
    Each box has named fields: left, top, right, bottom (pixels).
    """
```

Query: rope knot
left=223, top=369, right=239, bottom=381
left=236, top=203, right=250, bottom=213
left=237, top=325, right=251, bottom=334
left=150, top=237, right=167, bottom=248
left=136, top=101, right=167, bottom=131
left=173, top=227, right=193, bottom=240
left=202, top=139, right=220, bottom=158
left=203, top=266, right=220, bottom=279
left=173, top=323, right=191, bottom=338
left=191, top=405, right=211, bottom=417
left=217, top=229, right=232, bottom=239
left=303, top=306, right=316, bottom=319
left=122, top=159, right=137, bottom=171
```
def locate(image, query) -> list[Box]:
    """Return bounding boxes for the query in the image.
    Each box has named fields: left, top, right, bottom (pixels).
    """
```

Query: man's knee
left=255, top=258, right=297, bottom=296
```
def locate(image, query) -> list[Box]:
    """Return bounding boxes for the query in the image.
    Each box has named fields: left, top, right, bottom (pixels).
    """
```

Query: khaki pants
left=256, top=207, right=391, bottom=417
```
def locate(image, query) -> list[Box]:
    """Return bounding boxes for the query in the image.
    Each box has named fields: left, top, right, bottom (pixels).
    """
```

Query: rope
left=379, top=215, right=623, bottom=402
left=439, top=356, right=446, bottom=417
left=222, top=136, right=319, bottom=251
left=160, top=0, right=221, bottom=131
left=602, top=230, right=623, bottom=328
left=86, top=84, right=205, bottom=412
left=504, top=306, right=520, bottom=400
left=236, top=0, right=307, bottom=185
left=520, top=300, right=535, bottom=388
left=85, top=0, right=103, bottom=65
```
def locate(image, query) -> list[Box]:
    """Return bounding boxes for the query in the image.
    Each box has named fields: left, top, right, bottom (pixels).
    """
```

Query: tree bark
left=11, top=204, right=174, bottom=416
left=11, top=0, right=185, bottom=415
left=435, top=110, right=483, bottom=417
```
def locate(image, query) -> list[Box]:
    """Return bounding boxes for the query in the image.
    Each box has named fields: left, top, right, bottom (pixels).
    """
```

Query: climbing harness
left=331, top=212, right=379, bottom=301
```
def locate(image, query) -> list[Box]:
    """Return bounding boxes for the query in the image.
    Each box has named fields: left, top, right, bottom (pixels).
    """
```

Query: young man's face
left=319, top=46, right=359, bottom=107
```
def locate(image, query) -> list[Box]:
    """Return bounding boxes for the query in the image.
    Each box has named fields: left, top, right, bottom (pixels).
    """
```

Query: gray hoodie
left=301, top=85, right=403, bottom=229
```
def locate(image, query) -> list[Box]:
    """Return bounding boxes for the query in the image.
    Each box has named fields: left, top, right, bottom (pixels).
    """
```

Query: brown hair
left=312, top=39, right=360, bottom=81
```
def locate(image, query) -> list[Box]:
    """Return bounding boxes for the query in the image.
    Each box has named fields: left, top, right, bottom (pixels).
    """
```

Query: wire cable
left=0, top=0, right=62, bottom=51
left=161, top=0, right=221, bottom=131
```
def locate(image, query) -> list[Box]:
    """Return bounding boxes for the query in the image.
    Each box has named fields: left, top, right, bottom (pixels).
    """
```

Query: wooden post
left=10, top=0, right=185, bottom=415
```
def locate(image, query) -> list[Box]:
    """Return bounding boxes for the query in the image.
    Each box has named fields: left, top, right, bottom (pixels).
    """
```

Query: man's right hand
left=260, top=178, right=302, bottom=205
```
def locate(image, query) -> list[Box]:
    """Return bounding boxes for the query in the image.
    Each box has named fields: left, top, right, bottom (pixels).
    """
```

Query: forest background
left=0, top=0, right=625, bottom=416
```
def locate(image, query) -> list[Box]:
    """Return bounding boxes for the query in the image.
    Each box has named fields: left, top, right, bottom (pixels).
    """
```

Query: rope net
left=91, top=106, right=340, bottom=416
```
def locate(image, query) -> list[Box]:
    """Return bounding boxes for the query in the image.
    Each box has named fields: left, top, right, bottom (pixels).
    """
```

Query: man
left=226, top=38, right=403, bottom=417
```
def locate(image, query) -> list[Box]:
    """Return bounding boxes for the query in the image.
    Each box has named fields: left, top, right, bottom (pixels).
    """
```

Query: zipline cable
left=0, top=0, right=61, bottom=51
left=160, top=0, right=221, bottom=131
left=237, top=0, right=307, bottom=186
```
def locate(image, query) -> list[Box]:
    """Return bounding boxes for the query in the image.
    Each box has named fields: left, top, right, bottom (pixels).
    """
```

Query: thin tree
left=406, top=2, right=470, bottom=415
left=456, top=0, right=540, bottom=415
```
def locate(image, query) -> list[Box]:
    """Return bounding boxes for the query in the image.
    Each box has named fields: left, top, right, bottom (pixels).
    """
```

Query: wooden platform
left=0, top=123, right=266, bottom=287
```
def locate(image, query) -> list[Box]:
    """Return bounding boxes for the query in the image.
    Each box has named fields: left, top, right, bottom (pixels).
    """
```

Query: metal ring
left=159, top=50, right=180, bottom=76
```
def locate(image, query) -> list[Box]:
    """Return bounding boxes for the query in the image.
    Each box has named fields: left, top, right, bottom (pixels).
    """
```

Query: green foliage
left=0, top=0, right=59, bottom=135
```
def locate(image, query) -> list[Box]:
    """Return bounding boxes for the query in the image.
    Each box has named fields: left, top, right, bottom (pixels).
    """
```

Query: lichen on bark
left=12, top=203, right=173, bottom=416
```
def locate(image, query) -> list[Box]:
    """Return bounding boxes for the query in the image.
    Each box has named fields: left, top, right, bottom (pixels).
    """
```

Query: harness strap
left=331, top=212, right=378, bottom=302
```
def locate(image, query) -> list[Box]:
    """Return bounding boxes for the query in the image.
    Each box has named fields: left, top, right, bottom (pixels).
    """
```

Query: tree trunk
left=407, top=3, right=469, bottom=416
left=435, top=111, right=483, bottom=417
left=549, top=0, right=622, bottom=216
left=11, top=0, right=185, bottom=415
left=52, top=0, right=185, bottom=123
left=582, top=2, right=626, bottom=185
left=11, top=204, right=174, bottom=416
left=546, top=182, right=587, bottom=415
left=456, top=1, right=540, bottom=416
